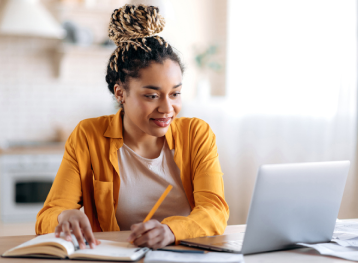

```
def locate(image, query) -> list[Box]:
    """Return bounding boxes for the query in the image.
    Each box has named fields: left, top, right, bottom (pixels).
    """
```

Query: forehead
left=135, top=59, right=182, bottom=84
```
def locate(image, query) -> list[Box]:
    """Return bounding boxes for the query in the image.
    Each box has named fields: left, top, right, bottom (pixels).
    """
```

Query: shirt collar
left=104, top=108, right=123, bottom=139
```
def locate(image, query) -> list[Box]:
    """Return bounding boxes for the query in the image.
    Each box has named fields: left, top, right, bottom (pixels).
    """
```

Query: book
left=2, top=233, right=149, bottom=261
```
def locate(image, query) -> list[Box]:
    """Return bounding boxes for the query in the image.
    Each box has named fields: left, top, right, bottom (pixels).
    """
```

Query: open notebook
left=2, top=233, right=149, bottom=261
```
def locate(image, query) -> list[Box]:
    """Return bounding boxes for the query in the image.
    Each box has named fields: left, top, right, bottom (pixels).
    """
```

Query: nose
left=158, top=96, right=174, bottom=114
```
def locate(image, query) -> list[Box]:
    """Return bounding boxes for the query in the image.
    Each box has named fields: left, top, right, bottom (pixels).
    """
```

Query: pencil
left=130, top=184, right=173, bottom=244
left=143, top=184, right=173, bottom=222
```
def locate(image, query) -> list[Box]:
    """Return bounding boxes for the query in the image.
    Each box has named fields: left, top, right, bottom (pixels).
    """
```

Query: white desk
left=225, top=224, right=354, bottom=262
left=0, top=224, right=355, bottom=262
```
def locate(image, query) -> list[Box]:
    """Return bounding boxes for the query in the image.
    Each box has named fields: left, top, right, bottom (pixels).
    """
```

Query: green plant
left=194, top=45, right=222, bottom=72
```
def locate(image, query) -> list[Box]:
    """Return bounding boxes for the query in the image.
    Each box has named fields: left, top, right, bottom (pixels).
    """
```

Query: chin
left=148, top=127, right=170, bottom=137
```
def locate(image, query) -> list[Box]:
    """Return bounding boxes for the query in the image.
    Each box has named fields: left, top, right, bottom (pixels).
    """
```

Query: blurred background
left=0, top=0, right=357, bottom=235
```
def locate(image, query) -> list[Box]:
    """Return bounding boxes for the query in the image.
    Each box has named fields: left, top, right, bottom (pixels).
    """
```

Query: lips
left=151, top=117, right=172, bottom=127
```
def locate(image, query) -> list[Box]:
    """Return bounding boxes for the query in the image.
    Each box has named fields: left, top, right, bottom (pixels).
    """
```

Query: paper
left=298, top=242, right=358, bottom=261
left=331, top=220, right=358, bottom=247
left=332, top=232, right=358, bottom=241
left=296, top=220, right=358, bottom=261
left=5, top=232, right=75, bottom=255
left=333, top=238, right=358, bottom=247
left=144, top=250, right=244, bottom=263
left=71, top=240, right=138, bottom=257
left=333, top=220, right=358, bottom=236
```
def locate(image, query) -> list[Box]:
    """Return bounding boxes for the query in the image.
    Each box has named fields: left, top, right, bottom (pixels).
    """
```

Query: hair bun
left=108, top=4, right=165, bottom=46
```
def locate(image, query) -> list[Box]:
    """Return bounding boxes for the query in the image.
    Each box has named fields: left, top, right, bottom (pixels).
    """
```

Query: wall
left=0, top=36, right=116, bottom=143
left=0, top=0, right=122, bottom=144
left=0, top=0, right=227, bottom=145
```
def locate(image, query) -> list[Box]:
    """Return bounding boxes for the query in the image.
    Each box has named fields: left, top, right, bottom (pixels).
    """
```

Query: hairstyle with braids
left=105, top=4, right=184, bottom=99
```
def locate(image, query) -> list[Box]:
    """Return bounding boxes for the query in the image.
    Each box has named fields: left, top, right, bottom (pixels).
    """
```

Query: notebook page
left=69, top=240, right=147, bottom=260
left=3, top=233, right=74, bottom=256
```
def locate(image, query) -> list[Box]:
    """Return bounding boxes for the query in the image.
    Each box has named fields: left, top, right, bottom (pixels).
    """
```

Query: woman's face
left=115, top=59, right=182, bottom=138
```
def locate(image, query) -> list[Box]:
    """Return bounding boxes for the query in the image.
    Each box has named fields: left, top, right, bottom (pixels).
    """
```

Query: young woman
left=35, top=4, right=229, bottom=250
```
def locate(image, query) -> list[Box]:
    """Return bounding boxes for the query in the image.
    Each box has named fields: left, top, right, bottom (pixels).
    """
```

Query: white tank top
left=115, top=140, right=191, bottom=230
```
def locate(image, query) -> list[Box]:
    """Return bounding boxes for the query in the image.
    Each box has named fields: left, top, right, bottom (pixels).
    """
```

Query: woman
left=35, top=4, right=229, bottom=250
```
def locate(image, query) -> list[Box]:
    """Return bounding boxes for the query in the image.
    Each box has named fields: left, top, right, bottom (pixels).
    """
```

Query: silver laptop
left=180, top=161, right=350, bottom=254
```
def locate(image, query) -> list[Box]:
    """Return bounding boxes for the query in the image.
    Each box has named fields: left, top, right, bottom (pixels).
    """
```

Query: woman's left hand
left=127, top=219, right=175, bottom=249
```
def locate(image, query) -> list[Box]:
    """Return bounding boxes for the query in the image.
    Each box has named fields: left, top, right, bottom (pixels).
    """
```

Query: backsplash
left=0, top=35, right=117, bottom=144
left=0, top=0, right=227, bottom=145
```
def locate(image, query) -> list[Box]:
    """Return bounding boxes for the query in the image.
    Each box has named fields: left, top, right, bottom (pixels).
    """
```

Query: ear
left=114, top=83, right=125, bottom=104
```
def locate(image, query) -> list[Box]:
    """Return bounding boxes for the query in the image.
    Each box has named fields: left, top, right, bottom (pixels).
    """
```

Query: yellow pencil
left=130, top=184, right=173, bottom=244
left=143, top=184, right=173, bottom=222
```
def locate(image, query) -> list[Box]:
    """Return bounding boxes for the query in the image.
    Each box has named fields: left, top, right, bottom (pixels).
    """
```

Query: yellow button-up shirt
left=35, top=109, right=229, bottom=243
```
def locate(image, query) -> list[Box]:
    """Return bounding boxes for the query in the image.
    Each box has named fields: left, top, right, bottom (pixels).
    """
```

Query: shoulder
left=68, top=114, right=114, bottom=144
left=78, top=114, right=114, bottom=132
left=171, top=117, right=214, bottom=139
left=169, top=117, right=218, bottom=158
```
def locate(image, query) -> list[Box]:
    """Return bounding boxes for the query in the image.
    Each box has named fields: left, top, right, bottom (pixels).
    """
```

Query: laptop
left=180, top=161, right=350, bottom=255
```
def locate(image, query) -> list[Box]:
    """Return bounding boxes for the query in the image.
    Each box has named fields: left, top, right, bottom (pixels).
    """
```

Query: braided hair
left=105, top=4, right=184, bottom=96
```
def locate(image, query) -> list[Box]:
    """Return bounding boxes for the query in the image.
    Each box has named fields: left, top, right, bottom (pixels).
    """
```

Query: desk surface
left=0, top=225, right=353, bottom=263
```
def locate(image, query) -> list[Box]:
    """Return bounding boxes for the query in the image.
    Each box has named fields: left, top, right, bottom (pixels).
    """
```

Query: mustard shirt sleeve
left=35, top=133, right=82, bottom=234
left=161, top=122, right=230, bottom=243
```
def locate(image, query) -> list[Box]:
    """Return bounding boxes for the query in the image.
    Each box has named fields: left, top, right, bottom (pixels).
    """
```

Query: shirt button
left=149, top=165, right=153, bottom=169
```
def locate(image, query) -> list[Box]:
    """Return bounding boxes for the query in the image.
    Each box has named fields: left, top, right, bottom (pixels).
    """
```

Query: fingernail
left=80, top=243, right=86, bottom=249
left=66, top=236, right=71, bottom=241
left=91, top=243, right=96, bottom=249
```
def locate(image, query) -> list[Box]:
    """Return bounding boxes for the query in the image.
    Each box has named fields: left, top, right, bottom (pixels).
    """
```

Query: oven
left=0, top=153, right=63, bottom=223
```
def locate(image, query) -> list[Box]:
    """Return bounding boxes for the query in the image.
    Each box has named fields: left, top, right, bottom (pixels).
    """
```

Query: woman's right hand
left=55, top=209, right=100, bottom=249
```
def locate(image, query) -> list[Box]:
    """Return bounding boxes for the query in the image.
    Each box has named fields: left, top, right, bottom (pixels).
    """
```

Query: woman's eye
left=145, top=94, right=158, bottom=99
left=172, top=92, right=181, bottom=97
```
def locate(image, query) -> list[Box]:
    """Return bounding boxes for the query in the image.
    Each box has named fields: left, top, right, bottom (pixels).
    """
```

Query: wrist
left=164, top=224, right=175, bottom=244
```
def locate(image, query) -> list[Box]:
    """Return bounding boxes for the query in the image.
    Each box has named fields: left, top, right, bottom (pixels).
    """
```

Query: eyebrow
left=142, top=83, right=182, bottom=90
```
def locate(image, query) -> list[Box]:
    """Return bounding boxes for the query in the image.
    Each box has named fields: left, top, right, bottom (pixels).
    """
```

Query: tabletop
left=0, top=225, right=353, bottom=263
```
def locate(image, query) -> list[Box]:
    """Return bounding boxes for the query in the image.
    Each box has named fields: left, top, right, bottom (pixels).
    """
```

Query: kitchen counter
left=0, top=142, right=65, bottom=155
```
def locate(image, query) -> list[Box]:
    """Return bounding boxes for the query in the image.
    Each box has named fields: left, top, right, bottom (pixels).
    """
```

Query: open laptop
left=180, top=161, right=350, bottom=255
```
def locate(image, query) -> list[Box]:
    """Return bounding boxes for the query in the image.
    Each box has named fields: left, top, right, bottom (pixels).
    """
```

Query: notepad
left=2, top=233, right=149, bottom=261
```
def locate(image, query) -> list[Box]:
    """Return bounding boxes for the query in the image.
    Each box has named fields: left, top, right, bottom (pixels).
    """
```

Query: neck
left=122, top=113, right=165, bottom=159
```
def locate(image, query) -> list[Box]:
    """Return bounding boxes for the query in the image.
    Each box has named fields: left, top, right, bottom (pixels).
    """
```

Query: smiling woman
left=35, top=4, right=229, bottom=251
left=115, top=60, right=183, bottom=147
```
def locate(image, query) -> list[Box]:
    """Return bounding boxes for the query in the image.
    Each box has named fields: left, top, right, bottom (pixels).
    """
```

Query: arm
left=162, top=122, right=229, bottom=243
left=127, top=120, right=229, bottom=248
left=36, top=123, right=100, bottom=249
left=35, top=136, right=83, bottom=234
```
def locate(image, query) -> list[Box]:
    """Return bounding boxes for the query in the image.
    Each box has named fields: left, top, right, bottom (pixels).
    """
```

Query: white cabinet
left=0, top=153, right=63, bottom=223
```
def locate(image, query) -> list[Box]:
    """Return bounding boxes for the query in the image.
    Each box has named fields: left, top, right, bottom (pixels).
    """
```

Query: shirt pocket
left=93, top=172, right=119, bottom=231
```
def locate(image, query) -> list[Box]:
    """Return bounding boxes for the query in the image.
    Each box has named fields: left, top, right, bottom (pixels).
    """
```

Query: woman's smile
left=150, top=117, right=172, bottom=127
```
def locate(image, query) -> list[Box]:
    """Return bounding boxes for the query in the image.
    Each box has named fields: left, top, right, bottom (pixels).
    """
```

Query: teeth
left=156, top=119, right=170, bottom=124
